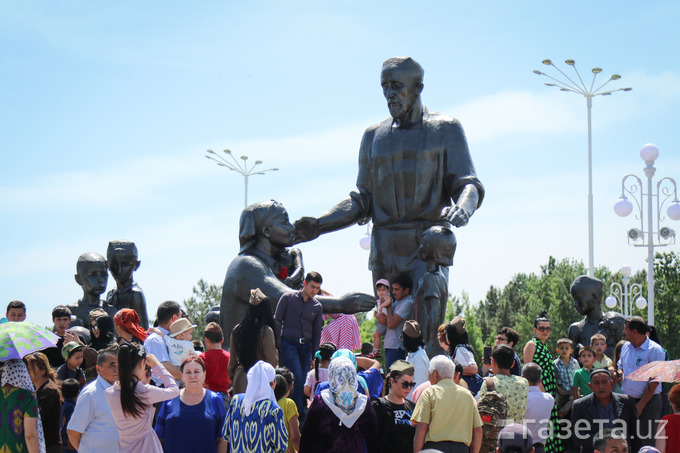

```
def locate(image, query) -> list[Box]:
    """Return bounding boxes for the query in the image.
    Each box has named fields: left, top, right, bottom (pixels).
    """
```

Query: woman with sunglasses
left=371, top=360, right=416, bottom=453
left=104, top=341, right=179, bottom=453
left=522, top=311, right=563, bottom=453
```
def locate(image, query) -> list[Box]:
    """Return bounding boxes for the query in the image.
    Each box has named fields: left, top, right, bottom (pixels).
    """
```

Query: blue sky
left=2, top=1, right=680, bottom=327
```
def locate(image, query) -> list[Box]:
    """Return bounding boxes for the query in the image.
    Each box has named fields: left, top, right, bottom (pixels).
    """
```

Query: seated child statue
left=105, top=240, right=149, bottom=329
left=68, top=252, right=117, bottom=328
left=415, top=226, right=457, bottom=355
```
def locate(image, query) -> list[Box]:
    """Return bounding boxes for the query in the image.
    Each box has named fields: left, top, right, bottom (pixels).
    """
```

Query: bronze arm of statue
left=294, top=183, right=481, bottom=244
left=220, top=200, right=375, bottom=349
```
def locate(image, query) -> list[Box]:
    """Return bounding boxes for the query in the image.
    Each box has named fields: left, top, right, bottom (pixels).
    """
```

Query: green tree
left=183, top=279, right=222, bottom=341
left=653, top=251, right=680, bottom=359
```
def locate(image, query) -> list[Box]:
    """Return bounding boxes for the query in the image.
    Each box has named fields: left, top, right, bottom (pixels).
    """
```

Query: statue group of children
left=69, top=240, right=148, bottom=329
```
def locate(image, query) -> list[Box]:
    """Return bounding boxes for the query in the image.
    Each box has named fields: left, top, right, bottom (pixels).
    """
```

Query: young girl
left=304, top=342, right=336, bottom=400
left=104, top=342, right=179, bottom=453
left=275, top=369, right=301, bottom=453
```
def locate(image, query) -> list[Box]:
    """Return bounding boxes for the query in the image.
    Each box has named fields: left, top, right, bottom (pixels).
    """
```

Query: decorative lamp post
left=534, top=59, right=632, bottom=277
left=605, top=266, right=646, bottom=318
left=613, top=144, right=680, bottom=325
left=206, top=149, right=279, bottom=208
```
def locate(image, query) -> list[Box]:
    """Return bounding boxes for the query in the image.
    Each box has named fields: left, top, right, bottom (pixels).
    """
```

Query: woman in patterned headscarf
left=1, top=359, right=44, bottom=452
left=300, top=356, right=378, bottom=452
left=222, top=360, right=288, bottom=452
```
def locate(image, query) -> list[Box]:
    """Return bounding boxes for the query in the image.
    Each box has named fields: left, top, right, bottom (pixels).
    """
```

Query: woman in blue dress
left=155, top=355, right=227, bottom=453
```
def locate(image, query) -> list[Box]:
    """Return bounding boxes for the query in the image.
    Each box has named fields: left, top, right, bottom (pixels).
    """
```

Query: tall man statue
left=295, top=57, right=484, bottom=298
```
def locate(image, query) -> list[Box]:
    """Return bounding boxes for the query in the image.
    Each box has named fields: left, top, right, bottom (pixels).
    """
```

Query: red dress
left=662, top=413, right=680, bottom=453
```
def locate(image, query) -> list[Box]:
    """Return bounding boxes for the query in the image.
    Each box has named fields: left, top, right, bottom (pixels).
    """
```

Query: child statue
left=105, top=240, right=149, bottom=329
left=415, top=225, right=457, bottom=355
left=67, top=252, right=117, bottom=328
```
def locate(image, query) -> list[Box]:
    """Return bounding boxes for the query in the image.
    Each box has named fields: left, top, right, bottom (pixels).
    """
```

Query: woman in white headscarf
left=1, top=359, right=44, bottom=453
left=221, top=360, right=288, bottom=453
left=300, top=356, right=378, bottom=453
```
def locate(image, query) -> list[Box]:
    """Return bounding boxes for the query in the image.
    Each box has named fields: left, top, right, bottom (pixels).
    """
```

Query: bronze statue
left=569, top=275, right=605, bottom=351
left=415, top=226, right=456, bottom=355
left=220, top=200, right=375, bottom=348
left=68, top=252, right=117, bottom=328
left=294, top=57, right=484, bottom=307
left=105, top=240, right=149, bottom=329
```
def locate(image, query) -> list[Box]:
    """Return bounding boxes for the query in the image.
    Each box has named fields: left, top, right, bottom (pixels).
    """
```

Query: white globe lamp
left=614, top=197, right=633, bottom=217
left=668, top=201, right=680, bottom=221
left=640, top=143, right=659, bottom=164
left=636, top=297, right=648, bottom=310
left=605, top=295, right=617, bottom=309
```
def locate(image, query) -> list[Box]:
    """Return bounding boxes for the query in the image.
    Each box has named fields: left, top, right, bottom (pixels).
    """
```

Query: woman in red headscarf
left=114, top=309, right=148, bottom=344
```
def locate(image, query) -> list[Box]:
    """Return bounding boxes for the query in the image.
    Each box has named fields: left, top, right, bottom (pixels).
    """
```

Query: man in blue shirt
left=144, top=301, right=182, bottom=383
left=617, top=316, right=666, bottom=446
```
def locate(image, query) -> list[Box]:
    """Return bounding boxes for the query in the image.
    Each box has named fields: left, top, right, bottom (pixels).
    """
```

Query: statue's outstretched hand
left=337, top=292, right=376, bottom=313
left=294, top=216, right=320, bottom=243
left=441, top=205, right=470, bottom=227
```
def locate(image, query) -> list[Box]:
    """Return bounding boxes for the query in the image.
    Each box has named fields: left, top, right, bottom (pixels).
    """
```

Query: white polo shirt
left=67, top=375, right=118, bottom=453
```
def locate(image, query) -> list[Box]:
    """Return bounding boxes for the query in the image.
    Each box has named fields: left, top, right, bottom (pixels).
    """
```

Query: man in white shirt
left=522, top=363, right=554, bottom=453
left=618, top=316, right=665, bottom=446
left=144, top=300, right=182, bottom=383
left=67, top=346, right=119, bottom=453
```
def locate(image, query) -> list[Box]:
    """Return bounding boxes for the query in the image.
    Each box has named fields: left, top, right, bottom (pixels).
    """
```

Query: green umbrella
left=0, top=321, right=60, bottom=361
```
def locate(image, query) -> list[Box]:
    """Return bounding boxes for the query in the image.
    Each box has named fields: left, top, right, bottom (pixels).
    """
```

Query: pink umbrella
left=626, top=360, right=680, bottom=383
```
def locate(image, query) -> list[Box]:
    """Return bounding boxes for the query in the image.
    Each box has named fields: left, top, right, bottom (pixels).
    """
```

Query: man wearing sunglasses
left=412, top=355, right=483, bottom=453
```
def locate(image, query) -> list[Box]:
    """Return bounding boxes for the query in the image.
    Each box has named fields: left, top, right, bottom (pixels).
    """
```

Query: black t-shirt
left=371, top=396, right=416, bottom=453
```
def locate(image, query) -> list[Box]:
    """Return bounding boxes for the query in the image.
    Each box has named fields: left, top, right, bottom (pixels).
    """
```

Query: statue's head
left=106, top=240, right=140, bottom=284
left=75, top=252, right=108, bottom=298
left=570, top=275, right=603, bottom=316
left=381, top=57, right=424, bottom=120
left=419, top=226, right=456, bottom=266
left=239, top=200, right=295, bottom=253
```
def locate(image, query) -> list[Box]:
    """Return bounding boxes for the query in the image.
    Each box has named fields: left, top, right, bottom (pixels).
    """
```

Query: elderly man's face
left=589, top=373, right=614, bottom=400
left=381, top=67, right=422, bottom=120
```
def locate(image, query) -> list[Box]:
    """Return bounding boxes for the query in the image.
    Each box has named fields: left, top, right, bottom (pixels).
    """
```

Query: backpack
left=477, top=377, right=509, bottom=453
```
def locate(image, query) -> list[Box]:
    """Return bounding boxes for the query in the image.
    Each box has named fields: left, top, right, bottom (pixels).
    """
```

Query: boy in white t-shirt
left=165, top=318, right=196, bottom=366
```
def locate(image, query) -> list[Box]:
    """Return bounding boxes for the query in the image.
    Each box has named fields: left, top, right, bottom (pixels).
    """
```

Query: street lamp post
left=206, top=149, right=279, bottom=208
left=605, top=266, right=646, bottom=318
left=534, top=59, right=632, bottom=277
left=613, top=144, right=680, bottom=326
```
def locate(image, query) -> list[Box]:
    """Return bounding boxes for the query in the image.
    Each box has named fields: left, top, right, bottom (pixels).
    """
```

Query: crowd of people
left=1, top=271, right=680, bottom=453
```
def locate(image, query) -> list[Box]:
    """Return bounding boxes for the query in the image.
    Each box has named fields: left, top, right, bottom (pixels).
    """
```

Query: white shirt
left=618, top=337, right=666, bottom=398
left=67, top=375, right=118, bottom=453
left=144, top=327, right=172, bottom=384
left=164, top=336, right=195, bottom=366
left=406, top=347, right=430, bottom=399
left=524, top=386, right=554, bottom=445
left=454, top=346, right=475, bottom=367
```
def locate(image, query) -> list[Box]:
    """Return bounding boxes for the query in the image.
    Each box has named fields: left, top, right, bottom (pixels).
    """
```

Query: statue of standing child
left=415, top=226, right=456, bottom=356
left=569, top=275, right=624, bottom=359
left=105, top=240, right=149, bottom=329
left=67, top=252, right=117, bottom=328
